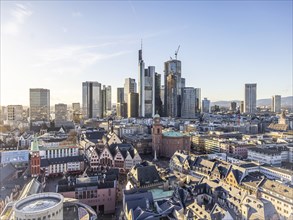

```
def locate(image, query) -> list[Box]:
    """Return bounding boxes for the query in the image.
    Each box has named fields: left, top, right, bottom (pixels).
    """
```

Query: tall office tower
left=244, top=83, right=257, bottom=113
left=101, top=85, right=112, bottom=117
left=72, top=103, right=80, bottom=113
left=144, top=66, right=155, bottom=117
left=195, top=88, right=201, bottom=113
left=116, top=103, right=127, bottom=118
left=181, top=87, right=196, bottom=118
left=181, top=78, right=186, bottom=89
left=138, top=47, right=145, bottom=117
left=202, top=98, right=211, bottom=113
left=117, top=88, right=124, bottom=104
left=164, top=59, right=182, bottom=117
left=102, top=86, right=107, bottom=117
left=240, top=101, right=244, bottom=113
left=160, top=85, right=165, bottom=115
left=82, top=81, right=102, bottom=119
left=155, top=73, right=163, bottom=116
left=106, top=86, right=112, bottom=111
left=7, top=105, right=23, bottom=121
left=55, top=103, right=67, bottom=127
left=128, top=93, right=139, bottom=118
left=29, top=88, right=50, bottom=122
left=271, top=95, right=281, bottom=113
left=230, top=102, right=237, bottom=112
left=124, top=78, right=137, bottom=103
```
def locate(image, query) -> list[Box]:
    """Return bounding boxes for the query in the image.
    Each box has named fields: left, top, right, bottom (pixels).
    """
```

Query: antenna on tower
left=175, top=45, right=180, bottom=60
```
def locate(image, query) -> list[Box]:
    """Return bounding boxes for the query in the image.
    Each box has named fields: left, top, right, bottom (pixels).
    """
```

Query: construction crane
left=175, top=45, right=180, bottom=60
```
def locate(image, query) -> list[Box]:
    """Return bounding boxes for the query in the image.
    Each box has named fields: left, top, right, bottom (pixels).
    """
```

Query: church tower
left=30, top=136, right=41, bottom=177
left=152, top=114, right=162, bottom=160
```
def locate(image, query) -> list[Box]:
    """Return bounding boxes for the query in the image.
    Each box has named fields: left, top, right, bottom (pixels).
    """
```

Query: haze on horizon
left=1, top=1, right=292, bottom=106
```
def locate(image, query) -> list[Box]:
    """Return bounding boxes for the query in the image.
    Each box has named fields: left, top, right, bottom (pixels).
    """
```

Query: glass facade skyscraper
left=29, top=88, right=50, bottom=122
left=82, top=81, right=102, bottom=118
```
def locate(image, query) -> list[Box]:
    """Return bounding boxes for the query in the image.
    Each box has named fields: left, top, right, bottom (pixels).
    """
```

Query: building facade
left=181, top=87, right=196, bottom=118
left=245, top=83, right=257, bottom=113
left=202, top=98, right=211, bottom=113
left=124, top=78, right=137, bottom=104
left=82, top=81, right=102, bottom=119
left=128, top=93, right=139, bottom=118
left=271, top=95, right=281, bottom=113
left=55, top=103, right=67, bottom=127
left=29, top=88, right=50, bottom=122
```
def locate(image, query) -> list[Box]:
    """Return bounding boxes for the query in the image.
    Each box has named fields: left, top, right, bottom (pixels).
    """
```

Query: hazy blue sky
left=1, top=1, right=292, bottom=106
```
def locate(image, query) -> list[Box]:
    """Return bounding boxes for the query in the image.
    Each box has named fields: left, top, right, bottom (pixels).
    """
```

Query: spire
left=31, top=135, right=39, bottom=152
left=139, top=39, right=143, bottom=62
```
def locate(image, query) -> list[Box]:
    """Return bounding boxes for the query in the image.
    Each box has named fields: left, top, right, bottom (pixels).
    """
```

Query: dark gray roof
left=41, top=155, right=84, bottom=167
left=84, top=130, right=106, bottom=143
left=132, top=162, right=162, bottom=185
left=0, top=163, right=17, bottom=183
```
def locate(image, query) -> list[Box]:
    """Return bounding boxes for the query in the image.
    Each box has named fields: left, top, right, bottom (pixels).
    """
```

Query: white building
left=271, top=95, right=281, bottom=113
left=244, top=83, right=257, bottom=113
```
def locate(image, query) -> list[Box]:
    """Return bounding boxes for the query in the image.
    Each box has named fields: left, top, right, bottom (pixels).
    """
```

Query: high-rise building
left=124, top=78, right=137, bottom=103
left=240, top=101, right=244, bottom=113
left=164, top=59, right=182, bottom=117
left=144, top=66, right=155, bottom=117
left=230, top=102, right=237, bottom=112
left=138, top=47, right=145, bottom=117
left=116, top=102, right=127, bottom=118
left=155, top=73, right=163, bottom=116
left=82, top=81, right=102, bottom=119
left=195, top=88, right=201, bottom=113
left=202, top=98, right=211, bottom=113
left=7, top=105, right=23, bottom=121
left=29, top=88, right=50, bottom=122
left=128, top=93, right=139, bottom=118
left=101, top=85, right=111, bottom=117
left=72, top=103, right=80, bottom=113
left=117, top=88, right=124, bottom=104
left=245, top=83, right=257, bottom=113
left=181, top=87, right=196, bottom=118
left=55, top=103, right=67, bottom=127
left=271, top=95, right=281, bottom=113
left=160, top=85, right=165, bottom=114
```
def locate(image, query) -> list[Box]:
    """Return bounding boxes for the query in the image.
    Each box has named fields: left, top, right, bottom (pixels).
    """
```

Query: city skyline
left=1, top=1, right=292, bottom=106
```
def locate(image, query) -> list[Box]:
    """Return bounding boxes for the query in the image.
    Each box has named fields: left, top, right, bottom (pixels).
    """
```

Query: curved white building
left=13, top=193, right=64, bottom=220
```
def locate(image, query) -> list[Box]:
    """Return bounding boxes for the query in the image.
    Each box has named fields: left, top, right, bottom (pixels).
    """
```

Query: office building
left=138, top=47, right=145, bottom=117
left=101, top=85, right=111, bottom=117
left=29, top=88, right=50, bottom=122
left=117, top=87, right=124, bottom=104
left=55, top=103, right=67, bottom=127
left=202, top=98, right=211, bottom=113
left=230, top=102, right=237, bottom=112
left=144, top=66, right=155, bottom=117
left=195, top=88, right=201, bottom=113
left=240, top=101, right=244, bottom=113
left=155, top=73, right=163, bottom=116
left=181, top=87, right=196, bottom=118
left=128, top=93, right=139, bottom=118
left=82, top=81, right=102, bottom=119
left=124, top=78, right=137, bottom=103
left=117, top=102, right=127, bottom=118
left=7, top=105, right=23, bottom=121
left=72, top=103, right=80, bottom=113
left=271, top=95, right=281, bottom=113
left=160, top=85, right=165, bottom=115
left=244, top=83, right=257, bottom=113
left=164, top=59, right=182, bottom=117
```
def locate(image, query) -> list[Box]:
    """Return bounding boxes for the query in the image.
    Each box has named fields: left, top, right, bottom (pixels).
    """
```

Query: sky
left=1, top=1, right=292, bottom=106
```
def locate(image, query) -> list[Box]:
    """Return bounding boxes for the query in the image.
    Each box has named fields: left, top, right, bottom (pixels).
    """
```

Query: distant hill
left=211, top=96, right=293, bottom=107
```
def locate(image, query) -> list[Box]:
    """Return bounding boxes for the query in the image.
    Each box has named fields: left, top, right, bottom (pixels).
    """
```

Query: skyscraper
left=244, top=83, right=257, bottom=113
left=128, top=93, right=139, bottom=118
left=195, top=88, right=201, bottom=113
left=29, top=88, right=50, bottom=122
left=7, top=105, right=23, bottom=122
left=144, top=66, right=155, bottom=117
left=164, top=59, right=182, bottom=117
left=55, top=103, right=67, bottom=127
left=181, top=87, right=196, bottom=118
left=155, top=73, right=163, bottom=116
left=101, top=85, right=111, bottom=117
left=138, top=46, right=145, bottom=117
left=124, top=78, right=137, bottom=103
left=117, top=88, right=124, bottom=104
left=82, top=81, right=102, bottom=119
left=230, top=102, right=237, bottom=112
left=202, top=98, right=211, bottom=113
left=271, top=95, right=281, bottom=113
left=160, top=85, right=165, bottom=115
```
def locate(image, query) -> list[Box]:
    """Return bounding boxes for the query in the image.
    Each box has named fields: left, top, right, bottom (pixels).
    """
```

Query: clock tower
left=152, top=114, right=162, bottom=160
left=30, top=136, right=41, bottom=177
